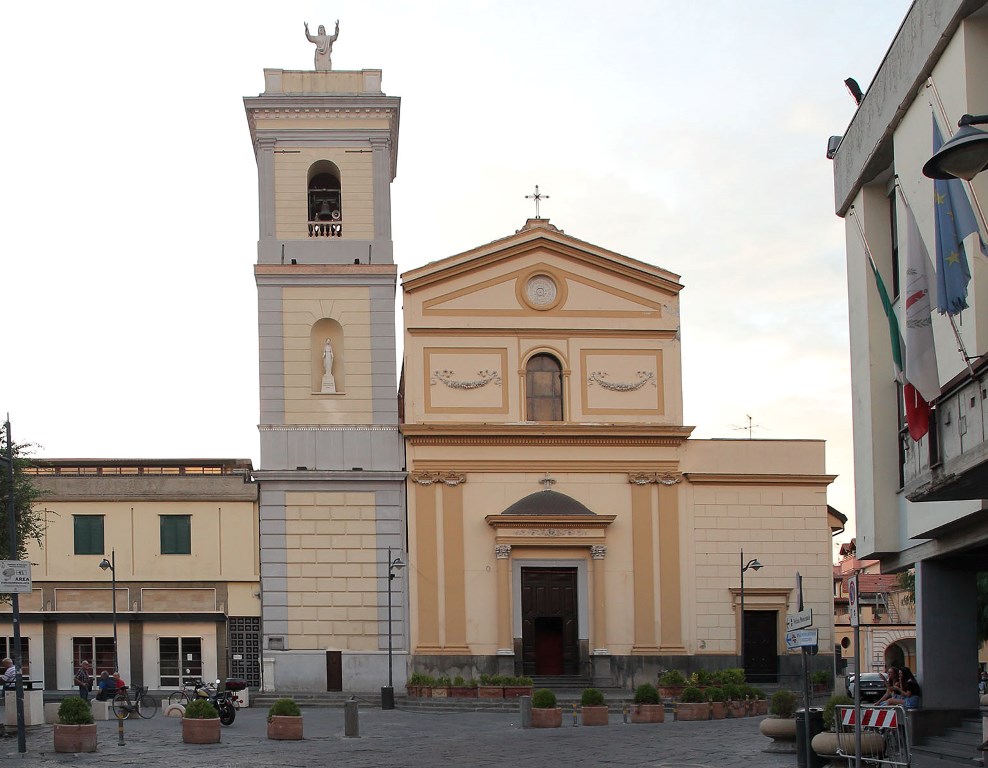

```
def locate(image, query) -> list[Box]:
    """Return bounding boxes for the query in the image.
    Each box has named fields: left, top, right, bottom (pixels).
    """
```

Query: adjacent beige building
left=2, top=459, right=259, bottom=691
left=400, top=219, right=839, bottom=686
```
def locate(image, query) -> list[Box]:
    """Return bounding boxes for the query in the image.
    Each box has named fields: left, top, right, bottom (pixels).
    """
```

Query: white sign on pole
left=0, top=560, right=32, bottom=594
left=786, top=608, right=813, bottom=631
left=785, top=629, right=819, bottom=650
left=848, top=574, right=859, bottom=628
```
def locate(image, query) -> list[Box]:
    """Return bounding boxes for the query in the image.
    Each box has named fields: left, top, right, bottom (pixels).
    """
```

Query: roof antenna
left=730, top=414, right=762, bottom=439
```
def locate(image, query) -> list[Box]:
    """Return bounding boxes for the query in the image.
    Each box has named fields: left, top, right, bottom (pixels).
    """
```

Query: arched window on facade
left=526, top=353, right=563, bottom=421
left=308, top=162, right=342, bottom=238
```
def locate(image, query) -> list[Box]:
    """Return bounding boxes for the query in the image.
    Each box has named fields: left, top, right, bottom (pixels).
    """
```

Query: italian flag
left=866, top=252, right=931, bottom=441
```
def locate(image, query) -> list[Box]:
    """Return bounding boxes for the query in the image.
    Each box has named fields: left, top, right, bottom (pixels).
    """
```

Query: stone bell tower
left=244, top=57, right=405, bottom=691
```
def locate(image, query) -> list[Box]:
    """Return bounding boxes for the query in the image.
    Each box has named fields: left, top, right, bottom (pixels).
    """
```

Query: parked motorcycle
left=193, top=679, right=244, bottom=725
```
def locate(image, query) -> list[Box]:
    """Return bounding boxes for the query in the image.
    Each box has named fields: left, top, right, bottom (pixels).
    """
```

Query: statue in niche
left=304, top=21, right=339, bottom=71
left=321, top=339, right=337, bottom=393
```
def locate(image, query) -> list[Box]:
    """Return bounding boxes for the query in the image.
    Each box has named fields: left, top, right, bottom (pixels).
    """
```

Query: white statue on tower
left=305, top=21, right=339, bottom=71
left=321, top=339, right=337, bottom=393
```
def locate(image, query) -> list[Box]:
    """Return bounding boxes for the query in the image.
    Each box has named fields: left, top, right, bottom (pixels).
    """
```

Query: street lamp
left=98, top=550, right=118, bottom=672
left=381, top=547, right=405, bottom=710
left=923, top=113, right=988, bottom=180
left=739, top=550, right=763, bottom=672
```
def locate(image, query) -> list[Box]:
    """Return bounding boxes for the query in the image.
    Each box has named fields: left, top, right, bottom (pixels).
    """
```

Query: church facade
left=400, top=219, right=839, bottom=688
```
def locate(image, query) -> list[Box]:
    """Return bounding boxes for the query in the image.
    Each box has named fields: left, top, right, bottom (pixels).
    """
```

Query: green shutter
left=160, top=516, right=191, bottom=554
left=73, top=516, right=104, bottom=555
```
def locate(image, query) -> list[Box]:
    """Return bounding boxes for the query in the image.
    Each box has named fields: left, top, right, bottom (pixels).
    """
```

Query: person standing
left=73, top=660, right=92, bottom=701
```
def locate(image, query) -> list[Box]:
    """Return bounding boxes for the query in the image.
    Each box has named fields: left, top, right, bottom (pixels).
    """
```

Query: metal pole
left=740, top=549, right=745, bottom=671
left=802, top=648, right=813, bottom=768
left=4, top=417, right=26, bottom=754
left=111, top=549, right=118, bottom=672
left=853, top=622, right=862, bottom=768
left=387, top=546, right=393, bottom=688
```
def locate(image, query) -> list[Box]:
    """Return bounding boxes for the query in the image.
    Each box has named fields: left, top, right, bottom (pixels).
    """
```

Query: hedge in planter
left=54, top=696, right=97, bottom=754
left=580, top=687, right=609, bottom=726
left=759, top=690, right=797, bottom=754
left=704, top=686, right=727, bottom=719
left=657, top=669, right=687, bottom=700
left=631, top=683, right=664, bottom=724
left=530, top=688, right=562, bottom=728
left=267, top=697, right=303, bottom=740
left=675, top=685, right=709, bottom=721
left=183, top=698, right=221, bottom=744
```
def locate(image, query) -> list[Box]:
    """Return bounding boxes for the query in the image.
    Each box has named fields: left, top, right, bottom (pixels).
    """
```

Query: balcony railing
left=904, top=351, right=988, bottom=501
left=308, top=220, right=343, bottom=238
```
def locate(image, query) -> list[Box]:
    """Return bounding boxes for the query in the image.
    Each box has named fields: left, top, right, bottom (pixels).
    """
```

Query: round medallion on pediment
left=524, top=274, right=559, bottom=309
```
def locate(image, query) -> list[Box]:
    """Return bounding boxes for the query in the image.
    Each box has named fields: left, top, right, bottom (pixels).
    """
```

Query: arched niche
left=311, top=318, right=345, bottom=394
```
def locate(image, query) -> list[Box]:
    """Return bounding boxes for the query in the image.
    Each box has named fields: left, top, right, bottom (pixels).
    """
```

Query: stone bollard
left=519, top=695, right=531, bottom=729
left=344, top=696, right=359, bottom=738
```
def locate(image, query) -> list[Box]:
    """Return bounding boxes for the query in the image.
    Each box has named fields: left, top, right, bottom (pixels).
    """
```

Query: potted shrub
left=450, top=675, right=478, bottom=698
left=705, top=685, right=727, bottom=719
left=182, top=698, right=221, bottom=744
left=759, top=690, right=797, bottom=753
left=267, top=697, right=303, bottom=740
left=406, top=672, right=433, bottom=698
left=630, top=683, right=664, bottom=723
left=580, top=687, right=609, bottom=726
left=503, top=676, right=534, bottom=698
left=530, top=688, right=562, bottom=728
left=54, top=695, right=96, bottom=753
left=722, top=683, right=746, bottom=718
left=674, top=685, right=709, bottom=721
left=811, top=695, right=884, bottom=766
left=478, top=673, right=504, bottom=699
left=657, top=669, right=687, bottom=700
left=432, top=675, right=452, bottom=698
left=745, top=685, right=769, bottom=716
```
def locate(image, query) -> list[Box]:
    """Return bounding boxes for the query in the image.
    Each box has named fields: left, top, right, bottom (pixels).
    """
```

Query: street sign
left=848, top=574, right=859, bottom=627
left=785, top=628, right=818, bottom=650
left=0, top=560, right=32, bottom=594
left=786, top=608, right=813, bottom=631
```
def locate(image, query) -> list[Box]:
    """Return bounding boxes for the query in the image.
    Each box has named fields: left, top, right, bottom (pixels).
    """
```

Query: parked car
left=846, top=672, right=887, bottom=702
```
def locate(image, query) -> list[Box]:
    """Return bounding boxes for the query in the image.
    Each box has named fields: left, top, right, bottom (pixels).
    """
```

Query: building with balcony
left=1, top=459, right=259, bottom=693
left=831, top=0, right=988, bottom=714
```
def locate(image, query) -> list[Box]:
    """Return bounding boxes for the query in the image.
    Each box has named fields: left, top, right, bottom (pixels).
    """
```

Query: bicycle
left=167, top=678, right=205, bottom=707
left=112, top=684, right=159, bottom=719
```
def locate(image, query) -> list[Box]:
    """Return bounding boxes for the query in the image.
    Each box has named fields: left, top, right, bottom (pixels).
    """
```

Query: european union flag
left=933, top=115, right=988, bottom=315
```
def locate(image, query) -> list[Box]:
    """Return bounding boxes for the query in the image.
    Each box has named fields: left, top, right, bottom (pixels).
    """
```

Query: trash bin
left=795, top=707, right=826, bottom=768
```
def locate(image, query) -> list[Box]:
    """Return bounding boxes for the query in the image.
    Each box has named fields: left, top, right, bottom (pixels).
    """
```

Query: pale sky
left=1, top=1, right=914, bottom=554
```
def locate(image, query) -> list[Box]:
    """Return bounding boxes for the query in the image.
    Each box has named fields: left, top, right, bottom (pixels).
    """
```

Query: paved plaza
left=1, top=701, right=800, bottom=767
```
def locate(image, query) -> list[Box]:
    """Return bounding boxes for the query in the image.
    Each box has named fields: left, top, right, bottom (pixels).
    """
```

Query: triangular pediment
left=403, top=221, right=682, bottom=320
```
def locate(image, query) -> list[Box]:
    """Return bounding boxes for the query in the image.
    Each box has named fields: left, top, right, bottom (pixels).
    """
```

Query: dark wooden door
left=521, top=568, right=578, bottom=675
left=743, top=610, right=778, bottom=683
left=326, top=650, right=342, bottom=691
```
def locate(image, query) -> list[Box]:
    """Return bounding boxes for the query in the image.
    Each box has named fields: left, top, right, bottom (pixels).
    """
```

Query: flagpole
left=925, top=78, right=988, bottom=235
left=894, top=182, right=976, bottom=377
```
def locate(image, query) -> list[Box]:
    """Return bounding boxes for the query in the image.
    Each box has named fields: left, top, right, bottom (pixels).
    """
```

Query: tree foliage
left=0, top=429, right=47, bottom=566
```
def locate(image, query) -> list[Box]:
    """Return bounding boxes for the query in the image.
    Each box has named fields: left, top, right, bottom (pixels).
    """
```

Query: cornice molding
left=406, top=327, right=679, bottom=339
left=684, top=472, right=837, bottom=487
left=412, top=460, right=680, bottom=473
left=486, top=513, right=616, bottom=531
left=401, top=423, right=693, bottom=444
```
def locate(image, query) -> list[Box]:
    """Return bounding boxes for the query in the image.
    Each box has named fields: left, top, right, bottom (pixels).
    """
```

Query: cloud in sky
left=0, top=0, right=913, bottom=551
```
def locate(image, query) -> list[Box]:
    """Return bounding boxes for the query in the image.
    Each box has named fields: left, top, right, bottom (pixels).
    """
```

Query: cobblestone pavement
left=2, top=704, right=798, bottom=767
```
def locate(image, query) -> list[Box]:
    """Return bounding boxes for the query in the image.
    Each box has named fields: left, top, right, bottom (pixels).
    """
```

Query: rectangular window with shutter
left=73, top=515, right=104, bottom=555
left=160, top=515, right=191, bottom=555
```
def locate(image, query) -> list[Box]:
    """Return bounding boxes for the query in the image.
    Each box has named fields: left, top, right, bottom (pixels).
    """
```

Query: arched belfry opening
left=308, top=161, right=342, bottom=237
left=525, top=353, right=563, bottom=421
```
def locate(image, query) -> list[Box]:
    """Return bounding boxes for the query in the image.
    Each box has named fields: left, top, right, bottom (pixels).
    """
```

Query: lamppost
left=2, top=416, right=26, bottom=754
left=381, top=547, right=405, bottom=710
left=739, top=549, right=763, bottom=672
left=99, top=550, right=118, bottom=672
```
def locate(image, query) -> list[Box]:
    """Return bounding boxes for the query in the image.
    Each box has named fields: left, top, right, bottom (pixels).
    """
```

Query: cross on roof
left=540, top=472, right=555, bottom=491
left=525, top=185, right=549, bottom=218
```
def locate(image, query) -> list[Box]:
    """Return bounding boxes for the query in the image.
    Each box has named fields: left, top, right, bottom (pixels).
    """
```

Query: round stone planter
left=812, top=730, right=887, bottom=766
left=675, top=702, right=710, bottom=721
left=54, top=723, right=97, bottom=753
left=759, top=716, right=797, bottom=753
left=531, top=707, right=562, bottom=728
left=581, top=705, right=609, bottom=726
left=182, top=717, right=221, bottom=744
left=630, top=703, right=665, bottom=723
left=267, top=715, right=303, bottom=740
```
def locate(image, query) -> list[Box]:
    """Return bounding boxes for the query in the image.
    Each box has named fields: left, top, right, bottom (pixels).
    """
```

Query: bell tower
left=244, top=63, right=405, bottom=691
